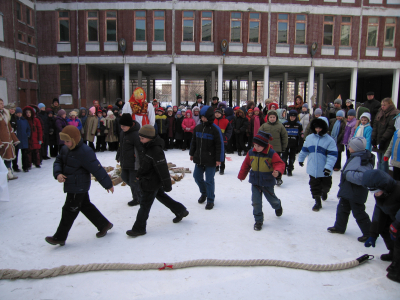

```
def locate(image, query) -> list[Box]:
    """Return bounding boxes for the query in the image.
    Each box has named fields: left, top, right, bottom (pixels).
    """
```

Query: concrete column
left=317, top=74, right=323, bottom=108
left=308, top=66, right=315, bottom=109
left=263, top=66, right=269, bottom=100
left=147, top=77, right=151, bottom=102
left=247, top=71, right=253, bottom=102
left=124, top=63, right=130, bottom=102
left=171, top=64, right=177, bottom=106
left=236, top=77, right=240, bottom=106
left=283, top=72, right=288, bottom=105
left=350, top=68, right=358, bottom=106
left=138, top=70, right=142, bottom=87
left=211, top=71, right=216, bottom=99
left=294, top=78, right=300, bottom=97
left=392, top=69, right=400, bottom=108
left=177, top=71, right=180, bottom=105
left=218, top=64, right=223, bottom=102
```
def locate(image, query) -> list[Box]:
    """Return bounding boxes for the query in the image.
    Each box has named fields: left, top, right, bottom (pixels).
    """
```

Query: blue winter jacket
left=15, top=116, right=31, bottom=149
left=298, top=117, right=338, bottom=178
left=353, top=125, right=372, bottom=151
left=53, top=139, right=113, bottom=193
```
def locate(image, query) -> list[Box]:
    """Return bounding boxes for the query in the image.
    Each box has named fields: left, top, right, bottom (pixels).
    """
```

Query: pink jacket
left=182, top=110, right=196, bottom=133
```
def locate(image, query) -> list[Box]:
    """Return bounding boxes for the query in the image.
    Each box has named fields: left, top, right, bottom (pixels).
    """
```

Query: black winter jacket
left=282, top=120, right=303, bottom=149
left=116, top=121, right=143, bottom=170
left=137, top=136, right=172, bottom=192
left=38, top=111, right=49, bottom=135
left=232, top=111, right=249, bottom=134
left=53, top=139, right=113, bottom=193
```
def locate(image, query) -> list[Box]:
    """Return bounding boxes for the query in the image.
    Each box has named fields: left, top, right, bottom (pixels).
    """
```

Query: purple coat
left=342, top=118, right=357, bottom=146
left=55, top=116, right=68, bottom=145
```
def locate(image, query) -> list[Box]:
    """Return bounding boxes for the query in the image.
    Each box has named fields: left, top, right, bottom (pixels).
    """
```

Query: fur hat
left=59, top=125, right=81, bottom=150
left=107, top=110, right=114, bottom=117
left=119, top=113, right=133, bottom=127
left=217, top=101, right=227, bottom=109
left=69, top=111, right=78, bottom=117
left=139, top=124, right=156, bottom=139
left=57, top=109, right=66, bottom=117
left=336, top=110, right=345, bottom=117
left=268, top=102, right=279, bottom=110
left=346, top=99, right=353, bottom=104
left=52, top=98, right=59, bottom=104
left=334, top=98, right=342, bottom=105
left=348, top=137, right=367, bottom=152
left=347, top=109, right=356, bottom=117
left=314, top=108, right=323, bottom=116
left=167, top=107, right=173, bottom=112
left=253, top=131, right=273, bottom=148
left=6, top=103, right=17, bottom=110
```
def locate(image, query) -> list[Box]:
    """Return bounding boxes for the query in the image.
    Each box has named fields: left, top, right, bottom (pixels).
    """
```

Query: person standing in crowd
left=45, top=125, right=114, bottom=246
left=182, top=109, right=195, bottom=151
left=214, top=107, right=232, bottom=175
left=232, top=108, right=249, bottom=156
left=344, top=99, right=354, bottom=117
left=174, top=111, right=184, bottom=149
left=96, top=110, right=107, bottom=152
left=55, top=109, right=68, bottom=154
left=105, top=110, right=118, bottom=151
left=93, top=100, right=102, bottom=115
left=79, top=107, right=88, bottom=135
left=384, top=114, right=400, bottom=180
left=47, top=109, right=58, bottom=157
left=155, top=107, right=169, bottom=151
left=342, top=109, right=358, bottom=159
left=67, top=111, right=83, bottom=131
left=363, top=91, right=381, bottom=127
left=225, top=107, right=236, bottom=154
left=23, top=106, right=42, bottom=169
left=51, top=98, right=62, bottom=116
left=372, top=98, right=400, bottom=173
left=83, top=107, right=98, bottom=151
left=329, top=110, right=346, bottom=171
left=191, top=95, right=203, bottom=110
left=282, top=110, right=303, bottom=176
left=115, top=98, right=124, bottom=111
left=14, top=107, right=30, bottom=172
left=37, top=103, right=50, bottom=160
left=211, top=96, right=219, bottom=110
left=192, top=106, right=201, bottom=126
left=190, top=106, right=224, bottom=210
left=6, top=103, right=19, bottom=172
left=325, top=98, right=343, bottom=120
left=166, top=107, right=176, bottom=149
left=289, top=95, right=304, bottom=114
left=354, top=112, right=373, bottom=151
left=327, top=137, right=374, bottom=242
left=250, top=107, right=264, bottom=146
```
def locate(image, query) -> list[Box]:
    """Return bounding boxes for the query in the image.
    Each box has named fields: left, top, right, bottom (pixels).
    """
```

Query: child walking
left=282, top=110, right=303, bottom=176
left=238, top=131, right=285, bottom=231
left=298, top=117, right=338, bottom=211
left=45, top=125, right=114, bottom=246
left=327, top=137, right=374, bottom=242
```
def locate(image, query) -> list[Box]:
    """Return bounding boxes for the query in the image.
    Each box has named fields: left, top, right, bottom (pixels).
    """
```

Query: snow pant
left=108, top=142, right=118, bottom=151
left=377, top=152, right=389, bottom=173
left=84, top=141, right=95, bottom=151
left=49, top=144, right=58, bottom=157
left=251, top=185, right=282, bottom=223
left=53, top=192, right=110, bottom=241
left=334, top=197, right=371, bottom=236
left=167, top=137, right=174, bottom=149
left=193, top=164, right=215, bottom=203
left=183, top=132, right=192, bottom=150
left=28, top=149, right=41, bottom=167
left=235, top=132, right=246, bottom=153
left=21, top=149, right=29, bottom=171
left=281, top=146, right=297, bottom=171
left=96, top=136, right=106, bottom=151
left=41, top=135, right=49, bottom=158
left=309, top=175, right=332, bottom=199
left=131, top=187, right=187, bottom=232
left=334, top=150, right=343, bottom=170
left=12, top=145, right=19, bottom=170
left=393, top=167, right=400, bottom=181
left=227, top=134, right=236, bottom=153
left=376, top=213, right=397, bottom=253
left=175, top=139, right=183, bottom=149
left=121, top=169, right=142, bottom=203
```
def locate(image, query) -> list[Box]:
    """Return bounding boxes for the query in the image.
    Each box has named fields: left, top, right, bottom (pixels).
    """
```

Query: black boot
left=283, top=169, right=287, bottom=175
left=322, top=192, right=328, bottom=201
left=254, top=222, right=263, bottom=231
left=205, top=202, right=214, bottom=210
left=381, top=251, right=393, bottom=262
left=275, top=207, right=283, bottom=217
left=287, top=169, right=292, bottom=177
left=173, top=210, right=189, bottom=223
left=327, top=226, right=345, bottom=234
left=198, top=195, right=207, bottom=204
left=312, top=197, right=322, bottom=212
left=238, top=151, right=242, bottom=156
left=387, top=248, right=400, bottom=283
left=128, top=199, right=140, bottom=206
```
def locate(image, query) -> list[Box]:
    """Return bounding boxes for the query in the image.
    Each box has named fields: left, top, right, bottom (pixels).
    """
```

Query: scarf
left=355, top=123, right=370, bottom=138
left=253, top=116, right=260, bottom=137
left=331, top=120, right=341, bottom=142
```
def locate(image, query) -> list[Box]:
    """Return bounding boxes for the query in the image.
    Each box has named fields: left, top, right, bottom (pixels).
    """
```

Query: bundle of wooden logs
left=167, top=163, right=191, bottom=184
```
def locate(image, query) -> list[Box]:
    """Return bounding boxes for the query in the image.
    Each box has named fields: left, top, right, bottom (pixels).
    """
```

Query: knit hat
left=157, top=107, right=165, bottom=112
left=302, top=103, right=309, bottom=109
left=347, top=109, right=356, bottom=117
left=346, top=99, right=353, bottom=104
left=268, top=102, right=279, bottom=110
left=176, top=111, right=182, bottom=116
left=119, top=113, right=133, bottom=127
left=89, top=107, right=96, bottom=115
left=314, top=108, right=323, bottom=116
left=197, top=95, right=202, bottom=99
left=288, top=110, right=298, bottom=117
left=366, top=91, right=374, bottom=96
left=107, top=110, right=114, bottom=117
left=139, top=124, right=156, bottom=139
left=215, top=108, right=223, bottom=115
left=247, top=109, right=254, bottom=114
left=167, top=107, right=173, bottom=112
left=254, top=107, right=260, bottom=112
left=59, top=125, right=81, bottom=150
left=336, top=110, right=345, bottom=117
left=15, top=107, right=22, bottom=114
left=334, top=98, right=342, bottom=105
left=360, top=112, right=371, bottom=122
left=57, top=109, right=66, bottom=117
left=267, top=110, right=278, bottom=118
left=348, top=137, right=367, bottom=152
left=52, top=98, right=59, bottom=104
left=193, top=106, right=200, bottom=112
left=69, top=111, right=78, bottom=117
left=356, top=106, right=370, bottom=119
left=38, top=103, right=45, bottom=109
left=253, top=131, right=273, bottom=148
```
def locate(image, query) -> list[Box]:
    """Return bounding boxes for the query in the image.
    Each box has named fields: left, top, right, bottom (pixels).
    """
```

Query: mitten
left=323, top=168, right=331, bottom=176
left=299, top=162, right=304, bottom=167
left=383, top=156, right=389, bottom=162
left=389, top=221, right=400, bottom=241
left=364, top=237, right=377, bottom=248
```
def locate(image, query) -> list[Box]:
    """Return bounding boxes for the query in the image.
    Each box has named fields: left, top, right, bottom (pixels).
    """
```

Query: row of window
left=58, top=11, right=397, bottom=49
left=16, top=1, right=33, bottom=27
left=17, top=31, right=34, bottom=46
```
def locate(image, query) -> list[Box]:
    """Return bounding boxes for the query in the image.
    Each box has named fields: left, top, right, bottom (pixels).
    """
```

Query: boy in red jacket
left=238, top=131, right=285, bottom=231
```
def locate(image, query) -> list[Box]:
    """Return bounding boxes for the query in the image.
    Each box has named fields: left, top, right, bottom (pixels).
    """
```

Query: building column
left=147, top=77, right=151, bottom=102
left=236, top=77, right=240, bottom=106
left=211, top=71, right=216, bottom=99
left=124, top=63, right=130, bottom=102
left=171, top=64, right=177, bottom=106
left=177, top=71, right=180, bottom=105
left=308, top=66, right=315, bottom=109
left=294, top=78, right=300, bottom=97
left=263, top=66, right=269, bottom=100
left=392, top=69, right=400, bottom=108
left=283, top=72, right=288, bottom=106
left=138, top=70, right=142, bottom=87
left=350, top=68, right=357, bottom=106
left=317, top=74, right=324, bottom=108
left=247, top=71, right=252, bottom=102
left=218, top=64, right=223, bottom=102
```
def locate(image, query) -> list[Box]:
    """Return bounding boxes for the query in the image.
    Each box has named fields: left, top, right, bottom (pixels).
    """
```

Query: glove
left=371, top=139, right=377, bottom=147
left=364, top=237, right=377, bottom=248
left=299, top=162, right=304, bottom=167
left=389, top=221, right=400, bottom=241
left=323, top=168, right=331, bottom=176
left=39, top=141, right=42, bottom=145
left=383, top=156, right=389, bottom=162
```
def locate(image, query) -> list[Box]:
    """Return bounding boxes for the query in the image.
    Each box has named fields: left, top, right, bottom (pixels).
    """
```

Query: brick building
left=0, top=0, right=399, bottom=111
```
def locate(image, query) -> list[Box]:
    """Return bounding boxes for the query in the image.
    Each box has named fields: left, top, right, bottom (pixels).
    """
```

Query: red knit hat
left=268, top=102, right=279, bottom=110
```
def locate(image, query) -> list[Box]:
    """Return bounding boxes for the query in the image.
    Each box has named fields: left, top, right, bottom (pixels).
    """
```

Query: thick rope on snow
left=0, top=255, right=373, bottom=280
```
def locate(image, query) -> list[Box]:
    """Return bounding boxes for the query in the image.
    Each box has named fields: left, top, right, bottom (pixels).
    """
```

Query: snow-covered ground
left=0, top=149, right=398, bottom=299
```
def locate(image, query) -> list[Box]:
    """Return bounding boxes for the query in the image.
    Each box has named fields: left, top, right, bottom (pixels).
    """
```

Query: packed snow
left=0, top=149, right=398, bottom=299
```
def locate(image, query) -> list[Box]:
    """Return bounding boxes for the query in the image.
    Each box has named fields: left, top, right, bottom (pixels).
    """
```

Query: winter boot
left=96, top=222, right=113, bottom=238
left=275, top=207, right=283, bottom=217
left=238, top=151, right=242, bottom=156
left=219, top=169, right=224, bottom=175
left=357, top=235, right=369, bottom=243
left=205, top=202, right=214, bottom=210
left=283, top=169, right=287, bottom=175
left=215, top=166, right=219, bottom=172
left=381, top=251, right=393, bottom=262
left=387, top=260, right=400, bottom=283
left=287, top=169, right=292, bottom=177
left=327, top=227, right=345, bottom=234
left=45, top=236, right=65, bottom=246
left=128, top=199, right=140, bottom=206
left=126, top=229, right=146, bottom=237
left=322, top=192, right=328, bottom=201
left=312, top=197, right=322, bottom=212
left=173, top=210, right=189, bottom=223
left=276, top=178, right=283, bottom=186
left=198, top=195, right=207, bottom=204
left=7, top=168, right=18, bottom=180
left=254, top=222, right=263, bottom=231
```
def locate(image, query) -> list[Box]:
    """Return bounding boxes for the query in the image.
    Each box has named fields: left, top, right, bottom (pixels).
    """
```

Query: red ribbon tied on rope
left=158, top=263, right=173, bottom=270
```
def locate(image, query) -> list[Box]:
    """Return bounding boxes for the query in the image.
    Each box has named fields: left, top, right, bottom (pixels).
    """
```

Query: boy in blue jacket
left=327, top=137, right=375, bottom=242
left=298, top=117, right=338, bottom=211
left=45, top=125, right=114, bottom=246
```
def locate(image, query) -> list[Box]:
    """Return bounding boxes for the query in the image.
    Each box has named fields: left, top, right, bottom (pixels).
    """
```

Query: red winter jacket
left=182, top=110, right=196, bottom=133
left=23, top=106, right=43, bottom=150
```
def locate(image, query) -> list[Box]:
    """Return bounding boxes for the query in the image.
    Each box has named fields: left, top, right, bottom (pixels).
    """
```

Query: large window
left=16, top=2, right=21, bottom=21
left=295, top=15, right=306, bottom=44
left=19, top=61, right=25, bottom=79
left=26, top=7, right=32, bottom=26
left=230, top=12, right=242, bottom=43
left=323, top=16, right=334, bottom=46
left=154, top=11, right=165, bottom=41
left=278, top=14, right=288, bottom=44
left=183, top=11, right=194, bottom=42
left=59, top=11, right=69, bottom=42
left=201, top=11, right=212, bottom=42
left=249, top=13, right=260, bottom=43
left=60, top=64, right=72, bottom=94
left=340, top=17, right=351, bottom=46
left=367, top=17, right=378, bottom=47
left=135, top=11, right=146, bottom=41
left=384, top=18, right=395, bottom=47
left=87, top=11, right=98, bottom=42
left=106, top=11, right=117, bottom=41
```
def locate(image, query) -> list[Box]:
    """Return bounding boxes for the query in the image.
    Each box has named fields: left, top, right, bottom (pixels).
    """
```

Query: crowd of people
left=0, top=90, right=399, bottom=284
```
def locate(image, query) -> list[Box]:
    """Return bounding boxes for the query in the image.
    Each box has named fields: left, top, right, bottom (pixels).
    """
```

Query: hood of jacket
left=362, top=169, right=397, bottom=193
left=22, top=106, right=35, bottom=121
left=200, top=105, right=215, bottom=123
left=235, top=109, right=245, bottom=118
left=185, top=109, right=193, bottom=118
left=276, top=108, right=286, bottom=120
left=79, top=107, right=88, bottom=119
left=310, top=117, right=329, bottom=135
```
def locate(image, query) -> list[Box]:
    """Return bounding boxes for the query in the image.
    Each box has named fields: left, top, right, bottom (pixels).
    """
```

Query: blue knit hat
left=289, top=110, right=298, bottom=117
left=336, top=110, right=345, bottom=117
left=15, top=107, right=22, bottom=114
left=253, top=131, right=273, bottom=148
left=347, top=109, right=356, bottom=117
left=38, top=103, right=46, bottom=109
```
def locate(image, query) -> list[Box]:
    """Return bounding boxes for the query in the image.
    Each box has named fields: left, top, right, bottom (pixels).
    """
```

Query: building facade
left=0, top=0, right=399, bottom=110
